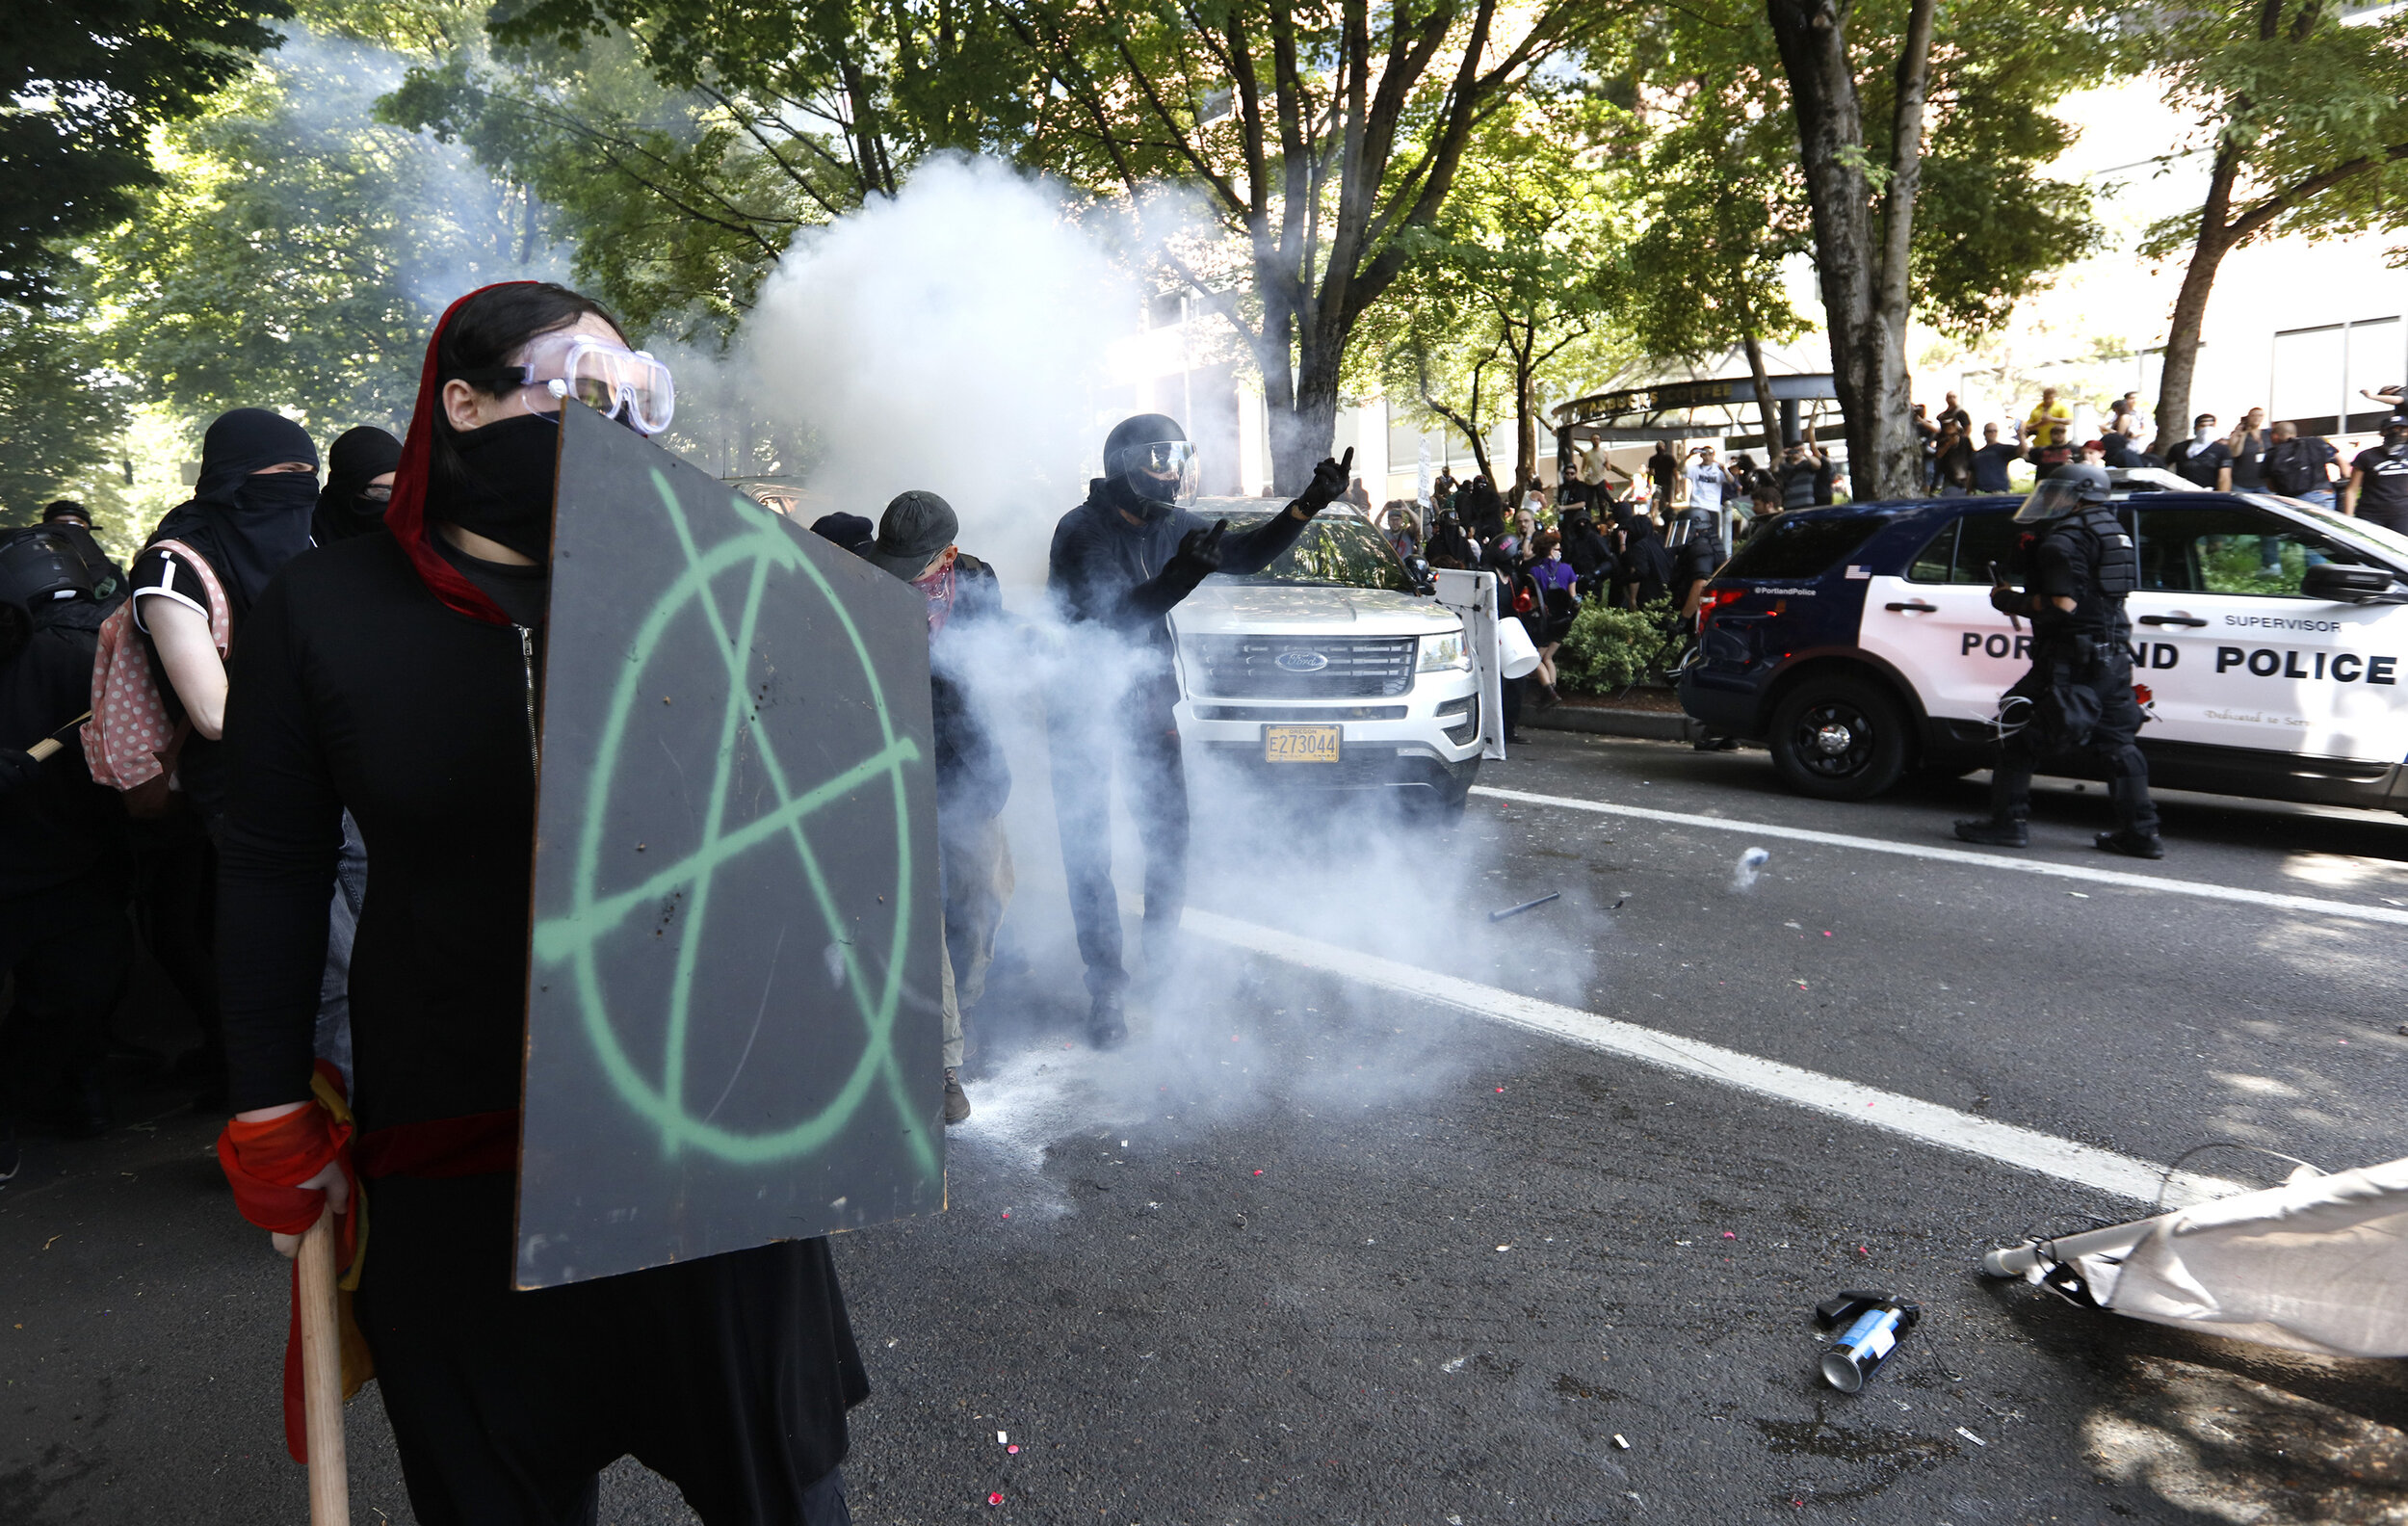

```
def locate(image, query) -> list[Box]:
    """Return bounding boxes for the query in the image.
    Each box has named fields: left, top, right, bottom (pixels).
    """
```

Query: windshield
left=1218, top=512, right=1416, bottom=592
left=2244, top=492, right=2408, bottom=568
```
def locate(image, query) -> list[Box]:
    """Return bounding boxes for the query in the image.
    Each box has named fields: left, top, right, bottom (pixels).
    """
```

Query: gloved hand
left=1160, top=519, right=1229, bottom=602
left=0, top=747, right=41, bottom=797
left=1988, top=584, right=2028, bottom=617
left=1294, top=446, right=1356, bottom=516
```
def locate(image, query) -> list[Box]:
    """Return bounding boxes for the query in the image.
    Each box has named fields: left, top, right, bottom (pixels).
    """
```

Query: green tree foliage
left=2135, top=0, right=2408, bottom=453
left=1628, top=0, right=2109, bottom=491
left=0, top=302, right=131, bottom=518
left=3, top=0, right=292, bottom=307
left=95, top=31, right=553, bottom=440
left=380, top=0, right=1034, bottom=335
left=1365, top=94, right=1624, bottom=491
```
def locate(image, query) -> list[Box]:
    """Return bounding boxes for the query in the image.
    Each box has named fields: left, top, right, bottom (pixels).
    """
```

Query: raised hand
left=1297, top=446, right=1356, bottom=514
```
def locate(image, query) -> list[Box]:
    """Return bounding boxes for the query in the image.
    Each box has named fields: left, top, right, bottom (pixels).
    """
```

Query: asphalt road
left=5, top=730, right=2404, bottom=1525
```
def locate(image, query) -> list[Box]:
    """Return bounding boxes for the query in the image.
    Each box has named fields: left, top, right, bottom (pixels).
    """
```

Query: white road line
left=1472, top=784, right=2408, bottom=928
left=1183, top=908, right=2240, bottom=1207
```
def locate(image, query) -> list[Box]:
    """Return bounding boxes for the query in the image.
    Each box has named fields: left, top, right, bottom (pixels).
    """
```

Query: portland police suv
left=1677, top=470, right=2408, bottom=807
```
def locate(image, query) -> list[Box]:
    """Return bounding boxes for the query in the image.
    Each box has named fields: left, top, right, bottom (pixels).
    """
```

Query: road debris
left=1441, top=1355, right=1468, bottom=1373
left=1613, top=1434, right=1630, bottom=1449
left=1733, top=846, right=1770, bottom=889
left=1955, top=1426, right=1986, bottom=1446
left=1488, top=891, right=1561, bottom=922
left=1815, top=1291, right=1921, bottom=1392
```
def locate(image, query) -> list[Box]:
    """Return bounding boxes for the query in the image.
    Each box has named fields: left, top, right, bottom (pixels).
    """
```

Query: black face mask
left=238, top=472, right=321, bottom=517
left=442, top=414, right=561, bottom=563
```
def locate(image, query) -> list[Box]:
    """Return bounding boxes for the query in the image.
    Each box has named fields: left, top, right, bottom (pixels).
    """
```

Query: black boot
left=2097, top=776, right=2164, bottom=859
left=1953, top=816, right=2028, bottom=848
left=1087, top=987, right=1128, bottom=1050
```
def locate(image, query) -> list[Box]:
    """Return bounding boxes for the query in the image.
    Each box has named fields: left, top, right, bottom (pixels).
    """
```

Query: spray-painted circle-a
left=531, top=472, right=933, bottom=1171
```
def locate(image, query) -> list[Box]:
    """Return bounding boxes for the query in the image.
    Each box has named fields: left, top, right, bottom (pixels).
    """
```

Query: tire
left=1767, top=673, right=1911, bottom=801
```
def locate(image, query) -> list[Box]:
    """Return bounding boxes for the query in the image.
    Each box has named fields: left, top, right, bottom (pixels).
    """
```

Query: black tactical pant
left=1988, top=644, right=2159, bottom=835
left=1047, top=681, right=1188, bottom=999
left=0, top=867, right=135, bottom=1116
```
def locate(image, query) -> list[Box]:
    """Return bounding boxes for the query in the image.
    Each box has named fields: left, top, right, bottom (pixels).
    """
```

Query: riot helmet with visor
left=2013, top=462, right=2111, bottom=523
left=1103, top=413, right=1199, bottom=509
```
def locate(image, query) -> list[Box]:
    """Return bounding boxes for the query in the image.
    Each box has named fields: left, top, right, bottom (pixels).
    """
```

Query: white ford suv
left=1167, top=501, right=1484, bottom=814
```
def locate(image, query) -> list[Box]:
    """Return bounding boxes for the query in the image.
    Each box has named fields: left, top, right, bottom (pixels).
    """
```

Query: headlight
left=1417, top=627, right=1470, bottom=671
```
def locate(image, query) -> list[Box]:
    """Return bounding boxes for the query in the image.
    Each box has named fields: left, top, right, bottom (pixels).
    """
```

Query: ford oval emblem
left=1274, top=650, right=1329, bottom=673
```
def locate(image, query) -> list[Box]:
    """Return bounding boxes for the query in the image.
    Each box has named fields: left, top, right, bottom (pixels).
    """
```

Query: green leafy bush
left=1554, top=598, right=1676, bottom=695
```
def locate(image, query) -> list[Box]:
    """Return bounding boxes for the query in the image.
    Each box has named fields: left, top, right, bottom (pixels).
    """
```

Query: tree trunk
left=1741, top=331, right=1782, bottom=452
left=1766, top=0, right=1935, bottom=501
left=2151, top=148, right=2241, bottom=459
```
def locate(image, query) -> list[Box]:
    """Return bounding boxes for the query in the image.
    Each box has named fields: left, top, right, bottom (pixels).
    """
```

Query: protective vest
left=2034, top=505, right=2137, bottom=642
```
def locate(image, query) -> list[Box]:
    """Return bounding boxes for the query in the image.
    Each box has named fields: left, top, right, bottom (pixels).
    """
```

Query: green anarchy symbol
left=531, top=472, right=936, bottom=1176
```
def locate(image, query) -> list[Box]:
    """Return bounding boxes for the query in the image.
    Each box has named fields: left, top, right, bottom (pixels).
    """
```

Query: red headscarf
left=384, top=282, right=531, bottom=626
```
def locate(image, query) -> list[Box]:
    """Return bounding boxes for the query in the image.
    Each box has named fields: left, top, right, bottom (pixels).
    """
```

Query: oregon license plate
left=1263, top=724, right=1342, bottom=763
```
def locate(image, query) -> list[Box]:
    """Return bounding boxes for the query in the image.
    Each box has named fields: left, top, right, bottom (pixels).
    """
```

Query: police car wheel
left=1767, top=675, right=1909, bottom=801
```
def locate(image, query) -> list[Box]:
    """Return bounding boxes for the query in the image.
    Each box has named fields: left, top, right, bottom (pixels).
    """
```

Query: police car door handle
left=2138, top=615, right=2207, bottom=627
left=1884, top=600, right=1938, bottom=613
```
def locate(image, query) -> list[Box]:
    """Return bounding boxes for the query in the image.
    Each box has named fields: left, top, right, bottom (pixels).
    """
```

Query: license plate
left=1264, top=724, right=1342, bottom=763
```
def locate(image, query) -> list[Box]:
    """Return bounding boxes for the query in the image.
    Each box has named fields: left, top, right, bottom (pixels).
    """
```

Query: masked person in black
left=0, top=528, right=133, bottom=1165
left=312, top=426, right=403, bottom=544
left=1670, top=507, right=1726, bottom=621
left=216, top=282, right=866, bottom=1526
left=863, top=488, right=1012, bottom=1126
left=1048, top=414, right=1352, bottom=1044
left=1954, top=463, right=2162, bottom=858
left=40, top=500, right=125, bottom=602
left=130, top=407, right=321, bottom=834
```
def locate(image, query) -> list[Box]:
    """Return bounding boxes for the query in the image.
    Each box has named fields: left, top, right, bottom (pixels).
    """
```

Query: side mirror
left=1406, top=555, right=1435, bottom=593
left=2301, top=562, right=2404, bottom=602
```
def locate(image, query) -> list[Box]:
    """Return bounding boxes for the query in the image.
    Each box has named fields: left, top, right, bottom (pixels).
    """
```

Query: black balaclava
left=1098, top=412, right=1191, bottom=521
left=438, top=413, right=563, bottom=563
left=313, top=426, right=404, bottom=544
left=149, top=407, right=321, bottom=614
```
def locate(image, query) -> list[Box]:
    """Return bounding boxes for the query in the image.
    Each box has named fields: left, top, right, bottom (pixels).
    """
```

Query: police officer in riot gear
left=1953, top=462, right=2163, bottom=858
left=1048, top=414, right=1353, bottom=1046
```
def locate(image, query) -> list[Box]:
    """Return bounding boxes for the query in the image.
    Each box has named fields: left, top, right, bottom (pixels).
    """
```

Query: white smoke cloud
left=737, top=156, right=1143, bottom=589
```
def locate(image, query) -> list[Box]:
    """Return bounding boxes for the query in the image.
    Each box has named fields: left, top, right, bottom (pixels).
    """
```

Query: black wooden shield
left=516, top=403, right=945, bottom=1288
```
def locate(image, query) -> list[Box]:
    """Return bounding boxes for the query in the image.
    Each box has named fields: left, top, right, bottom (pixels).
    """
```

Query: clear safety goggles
left=496, top=335, right=675, bottom=435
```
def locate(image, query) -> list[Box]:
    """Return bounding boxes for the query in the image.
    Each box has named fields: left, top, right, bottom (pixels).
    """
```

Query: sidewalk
left=1521, top=686, right=1703, bottom=743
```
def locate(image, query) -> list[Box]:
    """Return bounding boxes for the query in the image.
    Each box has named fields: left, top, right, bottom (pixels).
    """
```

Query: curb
left=1524, top=702, right=1703, bottom=743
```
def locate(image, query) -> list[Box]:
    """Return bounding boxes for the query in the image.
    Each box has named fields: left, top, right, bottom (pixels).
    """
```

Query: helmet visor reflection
left=2012, top=479, right=2089, bottom=523
left=1121, top=439, right=1199, bottom=505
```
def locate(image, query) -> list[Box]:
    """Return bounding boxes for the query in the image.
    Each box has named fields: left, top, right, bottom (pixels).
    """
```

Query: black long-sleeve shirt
left=1047, top=481, right=1313, bottom=643
left=0, top=603, right=125, bottom=896
left=218, top=532, right=541, bottom=1125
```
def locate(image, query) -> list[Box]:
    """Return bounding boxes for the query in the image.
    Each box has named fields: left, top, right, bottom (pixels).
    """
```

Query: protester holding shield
left=216, top=282, right=866, bottom=1525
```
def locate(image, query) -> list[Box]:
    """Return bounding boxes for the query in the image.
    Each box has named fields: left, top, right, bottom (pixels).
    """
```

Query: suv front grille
left=1185, top=636, right=1418, bottom=698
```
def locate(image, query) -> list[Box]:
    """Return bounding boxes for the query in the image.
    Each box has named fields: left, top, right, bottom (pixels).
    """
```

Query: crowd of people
left=1914, top=382, right=2408, bottom=532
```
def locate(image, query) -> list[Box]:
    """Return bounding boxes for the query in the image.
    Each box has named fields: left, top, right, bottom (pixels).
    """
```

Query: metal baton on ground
left=297, top=1214, right=350, bottom=1525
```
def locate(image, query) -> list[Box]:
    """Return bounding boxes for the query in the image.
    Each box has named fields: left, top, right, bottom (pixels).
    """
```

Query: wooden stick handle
left=297, top=1214, right=350, bottom=1526
left=25, top=710, right=91, bottom=763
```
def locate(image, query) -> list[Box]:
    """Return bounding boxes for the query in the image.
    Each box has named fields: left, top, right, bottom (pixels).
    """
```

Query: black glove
left=1988, top=585, right=2028, bottom=617
left=1294, top=446, right=1356, bottom=516
left=1160, top=519, right=1229, bottom=602
left=0, top=747, right=41, bottom=797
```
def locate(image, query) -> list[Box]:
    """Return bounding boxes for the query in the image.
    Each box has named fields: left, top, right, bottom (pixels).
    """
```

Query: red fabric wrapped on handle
left=216, top=1061, right=362, bottom=1462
